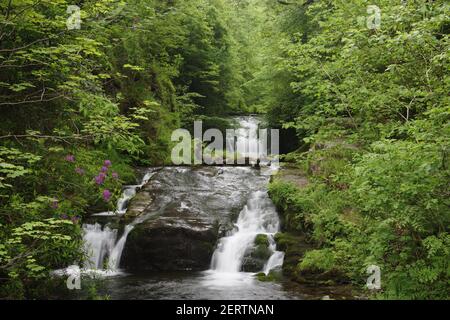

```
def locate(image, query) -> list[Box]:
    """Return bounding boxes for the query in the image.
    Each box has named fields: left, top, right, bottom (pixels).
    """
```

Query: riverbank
left=267, top=163, right=360, bottom=298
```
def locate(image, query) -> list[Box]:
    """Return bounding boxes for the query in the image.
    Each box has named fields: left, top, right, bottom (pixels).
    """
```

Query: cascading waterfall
left=92, top=171, right=155, bottom=217
left=82, top=224, right=117, bottom=270
left=263, top=237, right=284, bottom=274
left=61, top=115, right=283, bottom=281
left=80, top=170, right=156, bottom=274
left=236, top=116, right=260, bottom=164
left=53, top=115, right=297, bottom=299
left=210, top=191, right=284, bottom=275
left=82, top=224, right=134, bottom=272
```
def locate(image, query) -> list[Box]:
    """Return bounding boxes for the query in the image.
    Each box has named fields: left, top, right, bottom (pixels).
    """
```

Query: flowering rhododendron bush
left=0, top=0, right=246, bottom=298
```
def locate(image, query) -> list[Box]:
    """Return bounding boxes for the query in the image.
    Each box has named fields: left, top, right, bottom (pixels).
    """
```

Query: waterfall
left=236, top=117, right=260, bottom=164
left=82, top=224, right=134, bottom=272
left=263, top=236, right=285, bottom=275
left=209, top=117, right=284, bottom=276
left=263, top=251, right=284, bottom=275
left=80, top=170, right=155, bottom=274
left=108, top=225, right=134, bottom=270
left=210, top=191, right=284, bottom=274
left=93, top=171, right=156, bottom=217
left=83, top=224, right=117, bottom=270
left=116, top=187, right=137, bottom=215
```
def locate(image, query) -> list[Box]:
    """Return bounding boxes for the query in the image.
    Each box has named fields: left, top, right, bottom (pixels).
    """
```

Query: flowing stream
left=57, top=116, right=342, bottom=299
left=210, top=190, right=283, bottom=273
left=78, top=170, right=157, bottom=275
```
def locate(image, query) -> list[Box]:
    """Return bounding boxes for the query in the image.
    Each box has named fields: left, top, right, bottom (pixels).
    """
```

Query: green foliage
left=298, top=249, right=336, bottom=273
left=0, top=0, right=253, bottom=298
left=0, top=218, right=82, bottom=299
left=0, top=147, right=41, bottom=189
left=265, top=0, right=449, bottom=299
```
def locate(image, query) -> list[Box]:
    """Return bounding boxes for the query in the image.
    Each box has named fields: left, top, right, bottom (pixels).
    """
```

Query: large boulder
left=121, top=214, right=218, bottom=271
left=120, top=166, right=267, bottom=271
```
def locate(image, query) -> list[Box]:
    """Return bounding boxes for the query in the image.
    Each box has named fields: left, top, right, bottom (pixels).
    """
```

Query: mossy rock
left=252, top=244, right=272, bottom=260
left=241, top=235, right=272, bottom=272
left=273, top=232, right=312, bottom=278
left=254, top=234, right=270, bottom=247
left=256, top=269, right=283, bottom=282
left=274, top=232, right=310, bottom=252
left=273, top=233, right=349, bottom=285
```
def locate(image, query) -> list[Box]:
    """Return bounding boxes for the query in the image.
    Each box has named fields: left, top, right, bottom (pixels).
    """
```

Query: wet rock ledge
left=120, top=166, right=264, bottom=271
left=121, top=216, right=218, bottom=271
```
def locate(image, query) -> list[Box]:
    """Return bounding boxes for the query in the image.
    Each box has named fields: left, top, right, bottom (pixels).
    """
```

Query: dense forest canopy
left=0, top=0, right=448, bottom=299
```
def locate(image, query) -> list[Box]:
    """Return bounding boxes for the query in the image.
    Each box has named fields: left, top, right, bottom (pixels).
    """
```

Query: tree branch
left=0, top=94, right=65, bottom=106
left=0, top=133, right=92, bottom=145
left=5, top=0, right=13, bottom=20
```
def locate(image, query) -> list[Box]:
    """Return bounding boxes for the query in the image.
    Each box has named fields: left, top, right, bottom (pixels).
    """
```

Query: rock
left=121, top=215, right=219, bottom=271
left=254, top=234, right=270, bottom=247
left=120, top=166, right=266, bottom=271
left=123, top=190, right=154, bottom=221
left=270, top=164, right=308, bottom=189
left=274, top=232, right=349, bottom=286
left=256, top=269, right=283, bottom=282
left=241, top=234, right=272, bottom=272
left=273, top=232, right=311, bottom=278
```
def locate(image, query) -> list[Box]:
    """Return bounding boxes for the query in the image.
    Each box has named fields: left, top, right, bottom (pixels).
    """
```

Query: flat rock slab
left=121, top=166, right=270, bottom=271
left=271, top=164, right=309, bottom=189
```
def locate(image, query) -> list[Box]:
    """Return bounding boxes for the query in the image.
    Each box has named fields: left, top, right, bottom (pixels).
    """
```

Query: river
left=59, top=116, right=348, bottom=300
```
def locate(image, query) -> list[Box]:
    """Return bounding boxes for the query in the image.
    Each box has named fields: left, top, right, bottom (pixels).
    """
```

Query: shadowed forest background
left=0, top=0, right=448, bottom=299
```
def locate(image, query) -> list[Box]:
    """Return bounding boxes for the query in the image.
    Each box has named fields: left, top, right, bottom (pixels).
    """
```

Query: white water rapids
left=80, top=170, right=157, bottom=275
left=210, top=190, right=284, bottom=274
left=54, top=170, right=156, bottom=277
left=57, top=116, right=283, bottom=281
left=202, top=117, right=283, bottom=288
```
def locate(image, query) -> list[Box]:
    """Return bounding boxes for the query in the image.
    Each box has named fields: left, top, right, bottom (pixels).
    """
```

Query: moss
left=254, top=234, right=269, bottom=247
left=241, top=235, right=272, bottom=272
left=252, top=244, right=272, bottom=260
left=273, top=232, right=311, bottom=278
left=256, top=270, right=283, bottom=282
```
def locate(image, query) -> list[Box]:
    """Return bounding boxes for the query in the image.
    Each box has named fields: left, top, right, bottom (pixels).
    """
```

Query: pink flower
left=112, top=172, right=119, bottom=179
left=75, top=167, right=85, bottom=175
left=71, top=216, right=80, bottom=224
left=51, top=200, right=59, bottom=209
left=102, top=189, right=112, bottom=202
left=104, top=160, right=112, bottom=167
left=100, top=166, right=108, bottom=173
left=94, top=174, right=105, bottom=185
left=65, top=154, right=75, bottom=162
